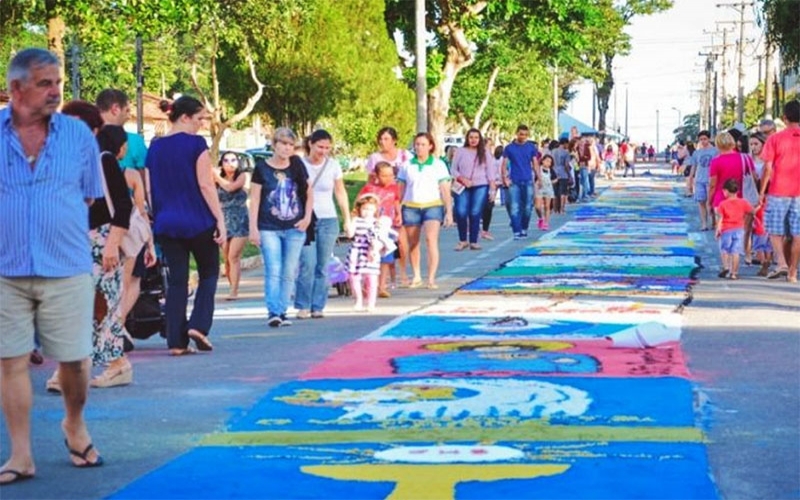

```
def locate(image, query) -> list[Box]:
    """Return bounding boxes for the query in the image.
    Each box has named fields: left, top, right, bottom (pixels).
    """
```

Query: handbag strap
left=99, top=151, right=116, bottom=218
left=310, top=158, right=330, bottom=188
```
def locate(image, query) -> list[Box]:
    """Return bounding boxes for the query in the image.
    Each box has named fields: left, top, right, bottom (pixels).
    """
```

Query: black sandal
left=0, top=469, right=34, bottom=485
left=188, top=330, right=213, bottom=352
left=65, top=440, right=103, bottom=468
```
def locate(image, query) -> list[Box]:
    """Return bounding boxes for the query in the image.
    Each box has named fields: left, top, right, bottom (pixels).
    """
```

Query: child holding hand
left=716, top=178, right=754, bottom=280
left=358, top=161, right=402, bottom=297
left=346, top=194, right=384, bottom=311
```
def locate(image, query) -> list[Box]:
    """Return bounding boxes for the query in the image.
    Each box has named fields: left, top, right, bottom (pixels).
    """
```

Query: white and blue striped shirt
left=0, top=106, right=103, bottom=277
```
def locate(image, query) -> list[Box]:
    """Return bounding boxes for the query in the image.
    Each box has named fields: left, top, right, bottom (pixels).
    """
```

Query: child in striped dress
left=346, top=194, right=382, bottom=311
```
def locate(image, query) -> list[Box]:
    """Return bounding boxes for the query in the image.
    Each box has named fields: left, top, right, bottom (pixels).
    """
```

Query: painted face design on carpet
left=277, top=378, right=592, bottom=421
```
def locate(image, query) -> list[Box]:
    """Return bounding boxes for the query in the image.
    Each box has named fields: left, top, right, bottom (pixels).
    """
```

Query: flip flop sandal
left=0, top=469, right=34, bottom=485
left=188, top=331, right=213, bottom=352
left=717, top=269, right=729, bottom=278
left=64, top=440, right=103, bottom=468
left=169, top=346, right=197, bottom=356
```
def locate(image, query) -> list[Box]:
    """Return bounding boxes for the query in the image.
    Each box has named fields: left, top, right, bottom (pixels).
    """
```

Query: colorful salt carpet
left=110, top=181, right=717, bottom=499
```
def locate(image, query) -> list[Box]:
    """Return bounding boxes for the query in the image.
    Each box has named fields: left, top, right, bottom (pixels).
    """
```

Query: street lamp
left=671, top=107, right=681, bottom=141
left=671, top=107, right=682, bottom=126
left=656, top=109, right=660, bottom=152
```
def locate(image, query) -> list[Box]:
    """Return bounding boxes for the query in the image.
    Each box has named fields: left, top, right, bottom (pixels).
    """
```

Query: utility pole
left=713, top=71, right=719, bottom=135
left=624, top=84, right=629, bottom=138
left=764, top=40, right=774, bottom=117
left=656, top=109, right=660, bottom=152
left=717, top=1, right=754, bottom=124
left=552, top=63, right=558, bottom=139
left=414, top=0, right=427, bottom=133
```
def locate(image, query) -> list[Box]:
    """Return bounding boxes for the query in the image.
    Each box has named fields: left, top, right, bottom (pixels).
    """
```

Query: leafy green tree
left=719, top=83, right=767, bottom=130
left=450, top=43, right=556, bottom=139
left=385, top=0, right=609, bottom=151
left=759, top=0, right=800, bottom=69
left=588, top=0, right=673, bottom=135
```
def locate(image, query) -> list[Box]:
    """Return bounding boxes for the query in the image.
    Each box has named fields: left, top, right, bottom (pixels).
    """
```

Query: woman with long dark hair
left=147, top=96, right=225, bottom=356
left=52, top=102, right=134, bottom=390
left=294, top=129, right=350, bottom=319
left=451, top=128, right=497, bottom=250
left=214, top=152, right=249, bottom=300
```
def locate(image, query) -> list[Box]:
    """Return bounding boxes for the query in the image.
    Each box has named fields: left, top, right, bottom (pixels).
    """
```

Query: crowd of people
left=2, top=47, right=797, bottom=486
left=680, top=104, right=800, bottom=283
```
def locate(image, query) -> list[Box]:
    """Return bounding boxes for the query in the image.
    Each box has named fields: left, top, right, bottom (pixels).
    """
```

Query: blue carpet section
left=110, top=180, right=718, bottom=499
left=223, top=377, right=696, bottom=432
left=110, top=442, right=716, bottom=500
left=461, top=276, right=695, bottom=294
left=372, top=316, right=638, bottom=339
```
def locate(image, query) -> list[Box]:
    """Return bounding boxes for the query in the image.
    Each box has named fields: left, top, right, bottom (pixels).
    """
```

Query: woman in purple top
left=147, top=97, right=225, bottom=356
left=451, top=128, right=498, bottom=250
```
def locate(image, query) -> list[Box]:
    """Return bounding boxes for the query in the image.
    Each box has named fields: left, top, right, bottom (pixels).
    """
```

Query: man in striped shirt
left=0, top=48, right=105, bottom=484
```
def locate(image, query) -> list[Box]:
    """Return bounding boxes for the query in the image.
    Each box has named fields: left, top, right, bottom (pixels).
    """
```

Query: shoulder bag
left=740, top=153, right=759, bottom=206
left=100, top=152, right=152, bottom=257
left=304, top=158, right=330, bottom=246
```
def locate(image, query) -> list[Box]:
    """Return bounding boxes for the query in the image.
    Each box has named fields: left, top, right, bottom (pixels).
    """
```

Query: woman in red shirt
left=708, top=131, right=755, bottom=210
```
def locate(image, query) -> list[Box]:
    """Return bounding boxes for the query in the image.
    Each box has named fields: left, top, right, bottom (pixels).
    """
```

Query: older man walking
left=0, top=48, right=104, bottom=485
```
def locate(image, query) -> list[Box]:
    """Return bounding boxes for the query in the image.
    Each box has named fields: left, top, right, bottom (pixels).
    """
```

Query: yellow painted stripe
left=200, top=425, right=706, bottom=447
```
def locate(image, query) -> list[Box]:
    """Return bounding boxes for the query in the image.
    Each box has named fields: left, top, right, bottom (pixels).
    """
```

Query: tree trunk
left=47, top=16, right=66, bottom=99
left=595, top=53, right=615, bottom=135
left=472, top=66, right=500, bottom=129
left=427, top=21, right=476, bottom=155
left=190, top=46, right=264, bottom=164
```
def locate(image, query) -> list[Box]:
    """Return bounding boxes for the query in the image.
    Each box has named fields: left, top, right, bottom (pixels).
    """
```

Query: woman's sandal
left=169, top=346, right=197, bottom=357
left=454, top=242, right=469, bottom=251
left=64, top=440, right=103, bottom=468
left=728, top=274, right=739, bottom=280
left=0, top=469, right=34, bottom=485
left=188, top=330, right=213, bottom=352
left=408, top=280, right=423, bottom=289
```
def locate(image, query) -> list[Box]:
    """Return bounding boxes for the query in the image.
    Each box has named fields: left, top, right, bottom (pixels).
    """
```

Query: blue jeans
left=159, top=228, right=219, bottom=349
left=260, top=228, right=306, bottom=317
left=588, top=169, right=596, bottom=196
left=507, top=181, right=533, bottom=234
left=579, top=167, right=590, bottom=200
left=455, top=185, right=489, bottom=243
left=294, top=217, right=339, bottom=312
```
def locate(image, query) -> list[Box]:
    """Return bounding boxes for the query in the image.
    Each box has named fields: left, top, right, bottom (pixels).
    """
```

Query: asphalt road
left=2, top=165, right=798, bottom=499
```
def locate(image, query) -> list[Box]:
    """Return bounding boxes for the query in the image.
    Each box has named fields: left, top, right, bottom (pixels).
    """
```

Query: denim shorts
left=719, top=228, right=745, bottom=255
left=764, top=195, right=800, bottom=237
left=693, top=181, right=709, bottom=202
left=751, top=233, right=772, bottom=253
left=402, top=205, right=444, bottom=226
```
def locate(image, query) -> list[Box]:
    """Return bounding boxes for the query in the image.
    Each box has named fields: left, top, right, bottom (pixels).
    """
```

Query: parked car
left=246, top=146, right=274, bottom=165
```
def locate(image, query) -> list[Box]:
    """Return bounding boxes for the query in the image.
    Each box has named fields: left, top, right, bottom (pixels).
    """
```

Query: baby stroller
left=328, top=255, right=351, bottom=297
left=123, top=257, right=168, bottom=351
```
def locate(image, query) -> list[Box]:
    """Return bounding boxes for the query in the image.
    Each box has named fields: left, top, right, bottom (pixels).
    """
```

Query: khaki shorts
left=0, top=274, right=93, bottom=362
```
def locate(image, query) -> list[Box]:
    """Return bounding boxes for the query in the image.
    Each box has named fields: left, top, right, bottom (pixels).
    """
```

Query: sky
left=568, top=0, right=767, bottom=149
